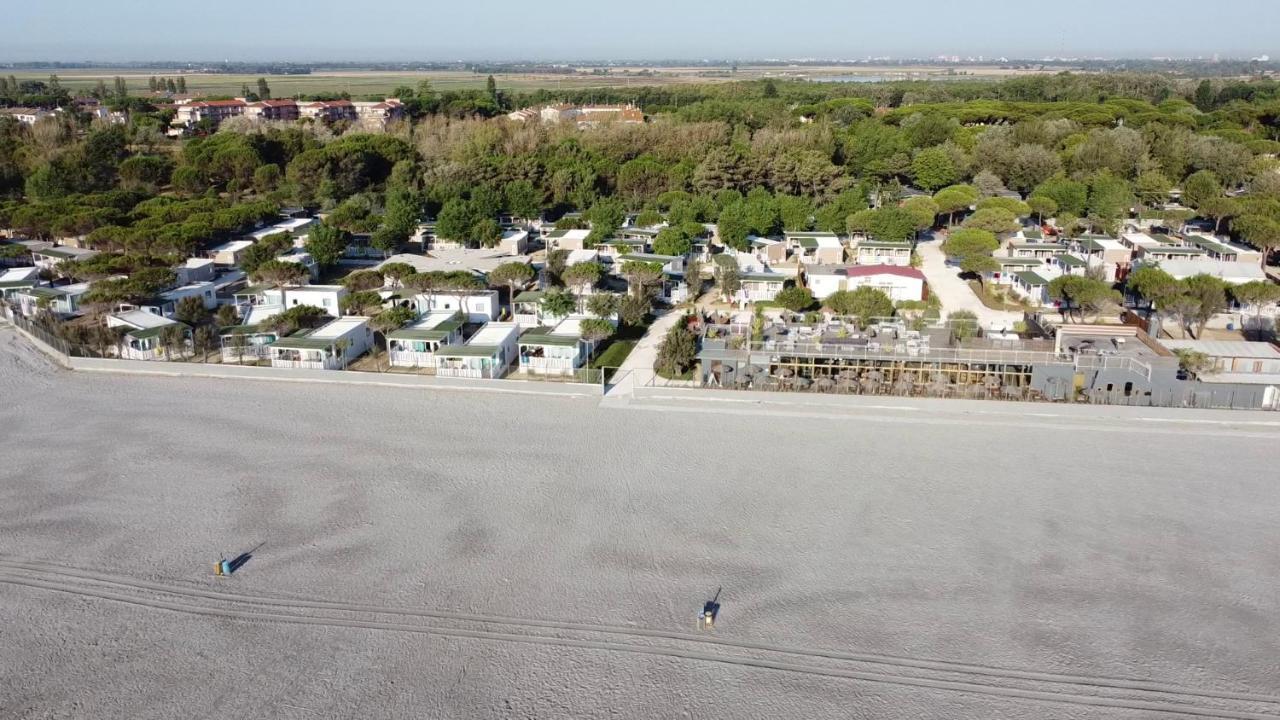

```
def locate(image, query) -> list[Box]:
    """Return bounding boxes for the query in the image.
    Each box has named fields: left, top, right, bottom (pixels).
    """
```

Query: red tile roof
left=840, top=265, right=926, bottom=280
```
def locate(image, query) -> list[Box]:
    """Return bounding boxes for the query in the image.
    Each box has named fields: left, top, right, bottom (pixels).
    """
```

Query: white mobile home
left=0, top=266, right=42, bottom=300
left=517, top=316, right=599, bottom=376
left=267, top=316, right=372, bottom=370
left=209, top=239, right=255, bottom=266
left=387, top=312, right=465, bottom=368
left=434, top=322, right=519, bottom=379
left=807, top=265, right=927, bottom=303
left=106, top=310, right=190, bottom=360
left=412, top=289, right=500, bottom=323
left=851, top=239, right=912, bottom=267
left=219, top=325, right=280, bottom=363
left=31, top=245, right=97, bottom=271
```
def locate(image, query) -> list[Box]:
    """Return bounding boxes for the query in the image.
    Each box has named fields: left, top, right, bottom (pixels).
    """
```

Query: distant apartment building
left=171, top=98, right=403, bottom=134
left=508, top=103, right=644, bottom=128
left=243, top=99, right=301, bottom=122
left=0, top=107, right=58, bottom=125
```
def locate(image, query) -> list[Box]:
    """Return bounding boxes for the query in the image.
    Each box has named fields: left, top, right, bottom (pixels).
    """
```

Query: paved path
left=606, top=308, right=683, bottom=397
left=916, top=233, right=1022, bottom=330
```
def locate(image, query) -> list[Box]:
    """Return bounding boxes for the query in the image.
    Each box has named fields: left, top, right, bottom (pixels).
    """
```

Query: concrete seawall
left=67, top=356, right=604, bottom=397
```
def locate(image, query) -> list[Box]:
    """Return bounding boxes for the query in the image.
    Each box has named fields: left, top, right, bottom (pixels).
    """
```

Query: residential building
left=31, top=245, right=97, bottom=271
left=517, top=316, right=599, bottom=376
left=499, top=230, right=531, bottom=255
left=1007, top=241, right=1068, bottom=260
left=1183, top=234, right=1263, bottom=264
left=233, top=284, right=347, bottom=323
left=15, top=282, right=92, bottom=316
left=276, top=248, right=320, bottom=280
left=983, top=257, right=1045, bottom=287
left=249, top=217, right=318, bottom=243
left=807, top=265, right=927, bottom=303
left=387, top=312, right=464, bottom=369
left=125, top=281, right=218, bottom=317
left=737, top=271, right=790, bottom=304
left=0, top=267, right=42, bottom=300
left=1142, top=259, right=1266, bottom=285
left=268, top=316, right=373, bottom=370
left=1011, top=271, right=1052, bottom=305
left=516, top=103, right=644, bottom=128
left=1159, top=340, right=1280, bottom=375
left=0, top=107, right=57, bottom=125
left=219, top=325, right=280, bottom=363
left=300, top=100, right=354, bottom=122
left=209, top=239, right=255, bottom=266
left=176, top=258, right=217, bottom=285
left=785, top=232, right=845, bottom=264
left=1070, top=235, right=1132, bottom=279
left=433, top=322, right=520, bottom=379
left=750, top=237, right=788, bottom=265
left=243, top=99, right=300, bottom=122
left=565, top=248, right=601, bottom=267
left=511, top=290, right=548, bottom=327
left=545, top=228, right=592, bottom=251
left=851, top=239, right=912, bottom=266
left=106, top=310, right=189, bottom=360
left=411, top=289, right=500, bottom=323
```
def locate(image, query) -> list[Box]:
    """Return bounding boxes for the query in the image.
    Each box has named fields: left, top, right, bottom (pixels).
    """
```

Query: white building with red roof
left=806, top=265, right=927, bottom=303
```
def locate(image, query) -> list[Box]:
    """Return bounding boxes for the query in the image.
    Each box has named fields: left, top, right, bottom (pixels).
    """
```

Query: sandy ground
left=1, top=326, right=1279, bottom=719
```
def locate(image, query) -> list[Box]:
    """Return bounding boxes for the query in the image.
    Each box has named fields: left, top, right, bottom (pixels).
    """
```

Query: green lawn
left=591, top=340, right=636, bottom=371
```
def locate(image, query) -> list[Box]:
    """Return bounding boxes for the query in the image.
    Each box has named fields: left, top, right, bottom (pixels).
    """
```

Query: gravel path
left=1, top=328, right=1278, bottom=719
left=917, top=232, right=1023, bottom=329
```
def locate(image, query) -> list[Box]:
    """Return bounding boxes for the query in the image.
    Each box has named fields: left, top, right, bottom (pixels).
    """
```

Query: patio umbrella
left=984, top=375, right=1002, bottom=389
left=775, top=367, right=795, bottom=378
left=793, top=377, right=813, bottom=390
left=742, top=364, right=765, bottom=377
left=837, top=369, right=858, bottom=381
left=814, top=377, right=835, bottom=391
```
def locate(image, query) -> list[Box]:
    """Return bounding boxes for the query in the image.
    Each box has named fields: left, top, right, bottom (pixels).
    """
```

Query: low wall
left=631, top=383, right=1279, bottom=421
left=67, top=357, right=604, bottom=397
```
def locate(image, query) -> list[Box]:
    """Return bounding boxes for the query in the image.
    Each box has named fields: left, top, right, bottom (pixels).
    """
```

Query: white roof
left=210, top=239, right=253, bottom=253
left=309, top=316, right=369, bottom=339
left=244, top=303, right=285, bottom=325
left=549, top=315, right=592, bottom=337
left=249, top=218, right=314, bottom=240
left=111, top=309, right=176, bottom=330
left=565, top=249, right=599, bottom=266
left=161, top=281, right=214, bottom=299
left=554, top=229, right=591, bottom=241
left=1121, top=232, right=1161, bottom=248
left=469, top=322, right=519, bottom=346
left=1159, top=340, right=1280, bottom=360
left=502, top=229, right=529, bottom=242
left=1153, top=259, right=1266, bottom=284
left=380, top=250, right=523, bottom=276
left=184, top=257, right=214, bottom=268
left=413, top=312, right=459, bottom=330
left=0, top=266, right=40, bottom=282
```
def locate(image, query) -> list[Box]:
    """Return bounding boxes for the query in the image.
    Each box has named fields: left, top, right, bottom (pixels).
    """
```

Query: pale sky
left=5, top=0, right=1277, bottom=62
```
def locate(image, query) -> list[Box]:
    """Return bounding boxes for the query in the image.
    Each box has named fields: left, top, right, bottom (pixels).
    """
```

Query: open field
left=1, top=326, right=1278, bottom=719
left=5, top=63, right=1073, bottom=98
